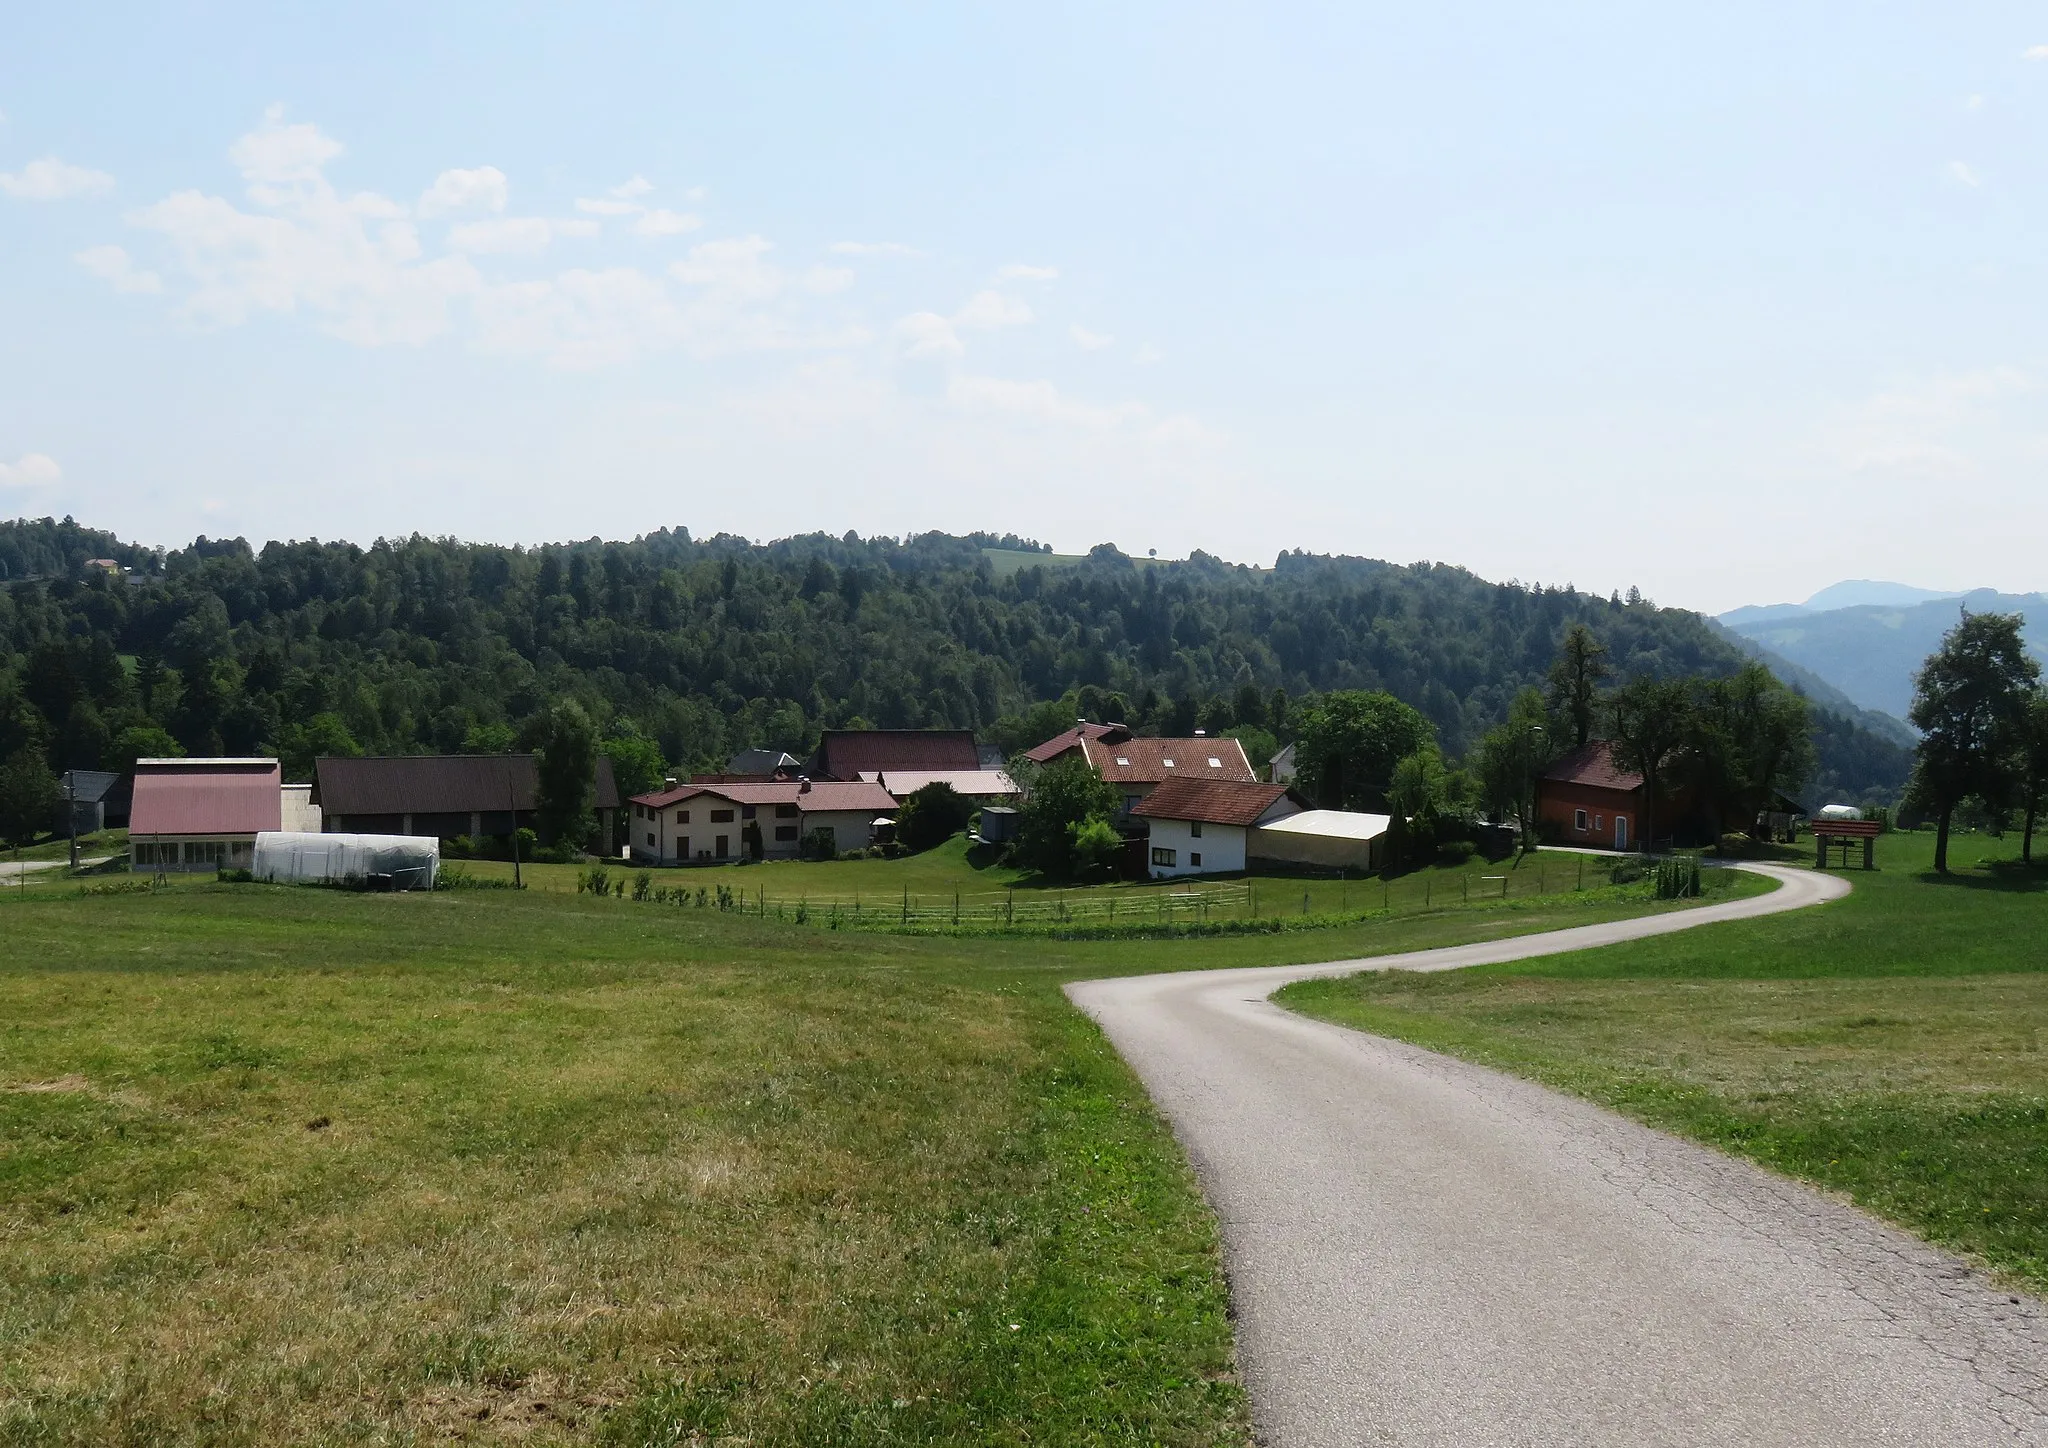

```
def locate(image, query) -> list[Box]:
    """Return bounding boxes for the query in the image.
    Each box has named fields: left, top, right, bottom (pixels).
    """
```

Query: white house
left=626, top=778, right=899, bottom=863
left=1131, top=778, right=1309, bottom=878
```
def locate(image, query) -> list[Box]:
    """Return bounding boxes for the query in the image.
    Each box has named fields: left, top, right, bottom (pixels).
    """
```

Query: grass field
left=453, top=835, right=1671, bottom=932
left=1281, top=829, right=2048, bottom=1294
left=0, top=856, right=1750, bottom=1445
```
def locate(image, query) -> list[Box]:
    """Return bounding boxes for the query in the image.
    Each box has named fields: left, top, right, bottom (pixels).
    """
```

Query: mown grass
left=1280, top=830, right=2048, bottom=1293
left=0, top=864, right=1742, bottom=1445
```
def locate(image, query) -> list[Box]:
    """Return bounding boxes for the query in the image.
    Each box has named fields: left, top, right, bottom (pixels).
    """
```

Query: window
left=1190, top=852, right=1202, bottom=867
left=774, top=825, right=798, bottom=842
left=1116, top=756, right=1130, bottom=765
left=1162, top=758, right=1176, bottom=768
left=646, top=832, right=655, bottom=847
left=1574, top=809, right=1588, bottom=832
left=676, top=810, right=688, bottom=824
left=1595, top=814, right=1604, bottom=830
left=1151, top=847, right=1177, bottom=867
left=1190, top=821, right=1203, bottom=838
left=741, top=804, right=757, bottom=820
left=711, top=809, right=734, bottom=823
left=775, top=802, right=799, bottom=818
left=1208, top=757, right=1222, bottom=768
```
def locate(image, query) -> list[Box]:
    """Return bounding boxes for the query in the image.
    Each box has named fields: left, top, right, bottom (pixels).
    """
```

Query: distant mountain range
left=1716, top=583, right=2048, bottom=724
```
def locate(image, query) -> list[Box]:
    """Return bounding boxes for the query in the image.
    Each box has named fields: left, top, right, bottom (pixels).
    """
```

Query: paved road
left=1068, top=864, right=2048, bottom=1446
left=0, top=856, right=111, bottom=881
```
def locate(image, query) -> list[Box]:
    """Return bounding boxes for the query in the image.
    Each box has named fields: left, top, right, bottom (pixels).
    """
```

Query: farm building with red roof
left=1536, top=740, right=1645, bottom=851
left=128, top=758, right=283, bottom=873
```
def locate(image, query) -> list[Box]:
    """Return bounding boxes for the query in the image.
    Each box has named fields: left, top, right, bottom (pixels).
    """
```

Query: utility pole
left=509, top=782, right=523, bottom=890
left=66, top=771, right=78, bottom=872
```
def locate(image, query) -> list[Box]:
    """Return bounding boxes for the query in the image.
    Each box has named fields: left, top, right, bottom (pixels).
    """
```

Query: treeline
left=0, top=515, right=1910, bottom=810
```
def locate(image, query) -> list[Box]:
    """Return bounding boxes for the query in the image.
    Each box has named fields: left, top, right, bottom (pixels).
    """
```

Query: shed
left=55, top=769, right=123, bottom=837
left=1248, top=808, right=1393, bottom=874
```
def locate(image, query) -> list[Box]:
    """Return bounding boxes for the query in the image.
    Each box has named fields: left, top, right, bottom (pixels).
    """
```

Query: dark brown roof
left=815, top=730, right=979, bottom=779
left=1022, top=722, right=1128, bottom=764
left=316, top=754, right=538, bottom=814
left=1540, top=740, right=1643, bottom=794
left=1132, top=777, right=1301, bottom=827
left=1082, top=734, right=1256, bottom=786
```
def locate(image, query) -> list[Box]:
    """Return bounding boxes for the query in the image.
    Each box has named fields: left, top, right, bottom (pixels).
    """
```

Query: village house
left=128, top=758, right=283, bottom=872
left=865, top=768, right=1022, bottom=805
left=626, top=777, right=899, bottom=864
left=1535, top=740, right=1644, bottom=851
left=1131, top=777, right=1310, bottom=878
left=1023, top=722, right=1257, bottom=814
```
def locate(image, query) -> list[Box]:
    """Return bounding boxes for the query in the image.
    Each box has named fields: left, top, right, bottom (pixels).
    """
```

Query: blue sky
left=3, top=3, right=2045, bottom=613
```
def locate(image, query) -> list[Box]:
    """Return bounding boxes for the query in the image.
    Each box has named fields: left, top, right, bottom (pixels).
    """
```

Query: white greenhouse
left=252, top=831, right=440, bottom=890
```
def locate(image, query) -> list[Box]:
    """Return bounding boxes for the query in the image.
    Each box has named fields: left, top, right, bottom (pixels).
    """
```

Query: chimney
left=664, top=776, right=678, bottom=789
left=799, top=776, right=811, bottom=794
left=1194, top=728, right=1206, bottom=737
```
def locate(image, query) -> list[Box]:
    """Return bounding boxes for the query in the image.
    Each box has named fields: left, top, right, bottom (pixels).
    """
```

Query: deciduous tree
left=1294, top=690, right=1435, bottom=812
left=1607, top=676, right=1692, bottom=848
left=1548, top=624, right=1611, bottom=749
left=1908, top=612, right=2040, bottom=873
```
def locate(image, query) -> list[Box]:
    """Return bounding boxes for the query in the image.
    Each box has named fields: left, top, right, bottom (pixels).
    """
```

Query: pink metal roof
left=129, top=759, right=282, bottom=836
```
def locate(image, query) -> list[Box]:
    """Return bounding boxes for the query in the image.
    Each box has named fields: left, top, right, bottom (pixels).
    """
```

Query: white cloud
left=75, top=244, right=162, bottom=293
left=996, top=263, right=1058, bottom=282
left=895, top=311, right=962, bottom=358
left=1134, top=343, right=1164, bottom=364
left=228, top=105, right=343, bottom=184
left=945, top=374, right=1220, bottom=447
left=446, top=216, right=599, bottom=253
left=1949, top=160, right=1983, bottom=188
left=1818, top=367, right=2034, bottom=479
left=2026, top=44, right=2048, bottom=60
left=633, top=208, right=703, bottom=237
left=418, top=165, right=507, bottom=217
left=1070, top=324, right=1114, bottom=351
left=611, top=175, right=653, bottom=199
left=0, top=156, right=114, bottom=200
left=0, top=453, right=62, bottom=488
left=832, top=240, right=927, bottom=258
left=954, top=289, right=1032, bottom=329
left=574, top=197, right=640, bottom=216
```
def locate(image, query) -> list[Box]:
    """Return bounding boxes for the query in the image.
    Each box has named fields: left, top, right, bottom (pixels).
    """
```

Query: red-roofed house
left=813, top=730, right=980, bottom=781
left=1024, top=723, right=1257, bottom=814
left=1536, top=741, right=1644, bottom=851
left=626, top=778, right=899, bottom=863
left=1132, top=777, right=1309, bottom=878
left=129, top=758, right=283, bottom=872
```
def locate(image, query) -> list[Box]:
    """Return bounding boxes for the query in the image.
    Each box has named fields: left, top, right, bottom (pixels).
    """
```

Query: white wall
left=802, top=809, right=879, bottom=854
left=1146, top=818, right=1246, bottom=877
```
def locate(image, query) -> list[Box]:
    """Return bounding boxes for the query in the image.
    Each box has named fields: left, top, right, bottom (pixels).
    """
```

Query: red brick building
left=1535, top=740, right=1645, bottom=851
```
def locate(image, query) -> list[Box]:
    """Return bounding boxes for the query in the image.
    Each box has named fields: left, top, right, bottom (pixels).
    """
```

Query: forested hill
left=0, top=516, right=1908, bottom=803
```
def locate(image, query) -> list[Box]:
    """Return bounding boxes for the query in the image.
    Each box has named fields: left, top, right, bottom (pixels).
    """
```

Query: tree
left=2019, top=691, right=2048, bottom=867
left=1069, top=816, right=1125, bottom=882
left=106, top=724, right=183, bottom=775
left=1548, top=624, right=1611, bottom=749
left=1293, top=690, right=1435, bottom=812
left=896, top=781, right=973, bottom=852
left=1607, top=676, right=1692, bottom=848
left=530, top=699, right=597, bottom=849
left=0, top=748, right=58, bottom=845
left=277, top=712, right=361, bottom=783
left=599, top=725, right=667, bottom=799
left=1908, top=611, right=2040, bottom=873
left=1386, top=743, right=1455, bottom=869
left=1685, top=663, right=1815, bottom=840
left=462, top=721, right=517, bottom=754
left=1011, top=755, right=1122, bottom=878
left=1476, top=687, right=1554, bottom=843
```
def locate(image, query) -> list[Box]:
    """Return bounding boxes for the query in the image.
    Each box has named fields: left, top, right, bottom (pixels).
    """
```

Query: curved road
left=1068, top=864, right=2048, bottom=1445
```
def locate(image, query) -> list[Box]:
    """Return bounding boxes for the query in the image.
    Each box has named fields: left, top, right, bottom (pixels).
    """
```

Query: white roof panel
left=1253, top=809, right=1392, bottom=842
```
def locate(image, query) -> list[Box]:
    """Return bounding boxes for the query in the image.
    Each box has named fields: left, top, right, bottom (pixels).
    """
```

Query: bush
left=1654, top=856, right=1703, bottom=899
left=579, top=866, right=612, bottom=895
left=1069, top=817, right=1125, bottom=882
left=631, top=871, right=652, bottom=902
left=1435, top=840, right=1476, bottom=866
left=800, top=827, right=837, bottom=861
left=216, top=867, right=255, bottom=883
left=1608, top=856, right=1651, bottom=886
left=896, top=782, right=973, bottom=852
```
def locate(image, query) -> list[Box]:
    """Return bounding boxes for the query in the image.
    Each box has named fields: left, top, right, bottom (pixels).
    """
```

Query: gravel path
left=1068, top=864, right=2048, bottom=1445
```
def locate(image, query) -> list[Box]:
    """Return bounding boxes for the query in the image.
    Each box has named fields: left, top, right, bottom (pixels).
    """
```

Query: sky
left=3, top=3, right=2046, bottom=616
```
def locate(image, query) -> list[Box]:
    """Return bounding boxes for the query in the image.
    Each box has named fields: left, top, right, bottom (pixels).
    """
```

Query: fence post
left=901, top=886, right=908, bottom=925
left=1426, top=877, right=1432, bottom=908
left=953, top=890, right=960, bottom=925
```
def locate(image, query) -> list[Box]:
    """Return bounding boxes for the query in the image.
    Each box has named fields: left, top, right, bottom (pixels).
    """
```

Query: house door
left=716, top=835, right=729, bottom=858
left=1615, top=816, right=1629, bottom=850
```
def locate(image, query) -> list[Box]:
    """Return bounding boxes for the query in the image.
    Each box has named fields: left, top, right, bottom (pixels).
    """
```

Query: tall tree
left=530, top=699, right=598, bottom=848
left=1010, top=755, right=1122, bottom=879
left=1547, top=624, right=1611, bottom=748
left=1685, top=663, right=1815, bottom=839
left=1908, top=611, right=2040, bottom=873
left=0, top=748, right=58, bottom=846
left=1476, top=686, right=1555, bottom=844
left=1607, top=676, right=1692, bottom=848
left=2017, top=691, right=2048, bottom=867
left=1293, top=690, right=1436, bottom=812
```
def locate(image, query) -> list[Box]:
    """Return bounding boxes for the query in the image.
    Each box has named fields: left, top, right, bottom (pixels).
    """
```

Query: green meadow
left=1283, top=829, right=2048, bottom=1292
left=0, top=850, right=1738, bottom=1446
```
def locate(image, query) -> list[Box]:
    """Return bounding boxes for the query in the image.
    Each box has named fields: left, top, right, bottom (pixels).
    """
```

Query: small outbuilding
left=1249, top=808, right=1393, bottom=874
